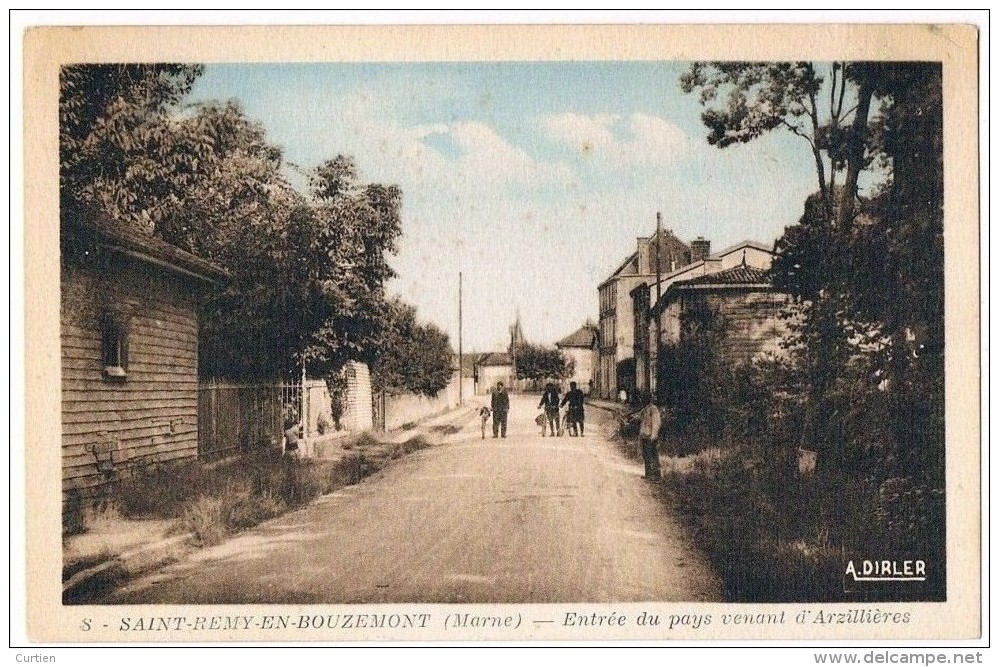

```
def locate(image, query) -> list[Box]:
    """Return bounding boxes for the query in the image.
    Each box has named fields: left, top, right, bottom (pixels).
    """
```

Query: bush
left=664, top=445, right=884, bottom=602
left=107, top=429, right=433, bottom=551
left=328, top=453, right=369, bottom=488
left=181, top=496, right=228, bottom=547
left=316, top=412, right=333, bottom=435
left=63, top=488, right=86, bottom=536
left=115, top=459, right=209, bottom=518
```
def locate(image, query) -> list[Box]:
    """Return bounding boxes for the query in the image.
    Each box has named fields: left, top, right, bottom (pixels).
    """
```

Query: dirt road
left=106, top=394, right=722, bottom=603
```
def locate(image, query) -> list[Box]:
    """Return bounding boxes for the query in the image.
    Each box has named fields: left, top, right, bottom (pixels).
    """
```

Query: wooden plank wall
left=704, top=291, right=793, bottom=363
left=61, top=255, right=201, bottom=496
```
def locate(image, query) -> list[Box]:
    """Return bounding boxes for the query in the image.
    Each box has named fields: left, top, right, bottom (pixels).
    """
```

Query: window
left=100, top=313, right=129, bottom=381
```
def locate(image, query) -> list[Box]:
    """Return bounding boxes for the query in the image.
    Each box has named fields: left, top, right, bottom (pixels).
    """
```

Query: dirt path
left=105, top=394, right=722, bottom=604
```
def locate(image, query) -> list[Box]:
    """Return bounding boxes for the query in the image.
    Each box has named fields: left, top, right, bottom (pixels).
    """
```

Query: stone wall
left=383, top=372, right=463, bottom=431
left=340, top=361, right=373, bottom=432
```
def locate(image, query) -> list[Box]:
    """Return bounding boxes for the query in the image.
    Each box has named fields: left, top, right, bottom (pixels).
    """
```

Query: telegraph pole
left=458, top=271, right=463, bottom=406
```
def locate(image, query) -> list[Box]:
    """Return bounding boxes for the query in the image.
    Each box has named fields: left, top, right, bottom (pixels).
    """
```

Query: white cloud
left=539, top=112, right=692, bottom=167
left=627, top=113, right=691, bottom=164
left=284, top=88, right=574, bottom=204
left=541, top=112, right=619, bottom=151
left=443, top=121, right=574, bottom=194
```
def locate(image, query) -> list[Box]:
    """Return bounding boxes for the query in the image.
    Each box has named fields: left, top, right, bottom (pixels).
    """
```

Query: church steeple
left=508, top=310, right=525, bottom=351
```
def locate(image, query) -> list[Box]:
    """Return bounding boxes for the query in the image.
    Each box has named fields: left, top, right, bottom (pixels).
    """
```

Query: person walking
left=561, top=381, right=586, bottom=437
left=491, top=380, right=510, bottom=438
left=538, top=381, right=561, bottom=437
left=637, top=400, right=664, bottom=480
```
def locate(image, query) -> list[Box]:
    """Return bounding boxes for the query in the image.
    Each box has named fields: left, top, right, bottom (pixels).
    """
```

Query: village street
left=102, top=394, right=722, bottom=604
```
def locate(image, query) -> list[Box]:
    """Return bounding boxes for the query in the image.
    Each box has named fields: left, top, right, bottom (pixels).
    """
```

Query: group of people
left=537, top=380, right=586, bottom=437
left=481, top=380, right=666, bottom=482
left=479, top=379, right=587, bottom=439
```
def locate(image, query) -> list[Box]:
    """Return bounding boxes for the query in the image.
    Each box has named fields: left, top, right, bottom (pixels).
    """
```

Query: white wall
left=476, top=365, right=511, bottom=395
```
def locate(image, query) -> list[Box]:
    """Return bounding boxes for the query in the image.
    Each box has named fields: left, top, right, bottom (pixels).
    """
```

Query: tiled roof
left=477, top=352, right=512, bottom=367
left=680, top=265, right=770, bottom=286
left=556, top=324, right=598, bottom=348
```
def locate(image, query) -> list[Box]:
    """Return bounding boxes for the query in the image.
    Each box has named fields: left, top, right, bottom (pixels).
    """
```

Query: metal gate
left=198, top=381, right=301, bottom=461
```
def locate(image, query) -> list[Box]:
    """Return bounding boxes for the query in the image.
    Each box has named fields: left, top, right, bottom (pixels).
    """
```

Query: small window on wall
left=100, top=313, right=129, bottom=381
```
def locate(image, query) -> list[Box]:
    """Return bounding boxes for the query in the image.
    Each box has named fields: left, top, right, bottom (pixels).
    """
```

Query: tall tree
left=682, top=62, right=944, bottom=479
left=59, top=64, right=205, bottom=230
left=680, top=61, right=876, bottom=227
left=60, top=64, right=406, bottom=382
left=302, top=157, right=403, bottom=376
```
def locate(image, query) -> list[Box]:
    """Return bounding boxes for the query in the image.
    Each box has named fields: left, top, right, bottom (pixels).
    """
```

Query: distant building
left=474, top=352, right=513, bottom=395
left=507, top=312, right=527, bottom=392
left=596, top=227, right=692, bottom=400
left=555, top=321, right=599, bottom=393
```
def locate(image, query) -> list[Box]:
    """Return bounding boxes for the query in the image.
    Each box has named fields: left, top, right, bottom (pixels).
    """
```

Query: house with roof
left=61, top=212, right=226, bottom=501
left=631, top=239, right=779, bottom=398
left=595, top=225, right=699, bottom=400
left=555, top=321, right=599, bottom=393
left=473, top=352, right=513, bottom=395
left=639, top=240, right=794, bottom=401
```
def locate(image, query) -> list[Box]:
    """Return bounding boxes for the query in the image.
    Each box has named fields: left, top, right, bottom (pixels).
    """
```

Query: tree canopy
left=60, top=63, right=449, bottom=391
left=373, top=298, right=455, bottom=397
left=682, top=62, right=944, bottom=481
left=514, top=343, right=574, bottom=383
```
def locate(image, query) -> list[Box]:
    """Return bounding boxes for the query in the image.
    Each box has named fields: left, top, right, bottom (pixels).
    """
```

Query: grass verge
left=95, top=432, right=435, bottom=550
left=659, top=443, right=945, bottom=602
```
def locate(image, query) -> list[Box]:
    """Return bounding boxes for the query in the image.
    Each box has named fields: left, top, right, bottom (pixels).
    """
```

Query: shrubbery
left=657, top=305, right=945, bottom=601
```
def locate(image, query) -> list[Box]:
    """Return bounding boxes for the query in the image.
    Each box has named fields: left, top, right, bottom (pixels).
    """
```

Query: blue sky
left=189, top=62, right=818, bottom=351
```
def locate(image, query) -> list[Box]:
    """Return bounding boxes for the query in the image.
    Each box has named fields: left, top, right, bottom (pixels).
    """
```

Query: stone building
left=644, top=241, right=794, bottom=401
left=632, top=240, right=779, bottom=399
left=474, top=352, right=513, bottom=395
left=595, top=227, right=692, bottom=400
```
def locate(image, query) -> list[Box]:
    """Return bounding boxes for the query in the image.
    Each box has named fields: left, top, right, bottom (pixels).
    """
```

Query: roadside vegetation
left=64, top=433, right=433, bottom=552
left=656, top=62, right=946, bottom=602
left=59, top=66, right=456, bottom=548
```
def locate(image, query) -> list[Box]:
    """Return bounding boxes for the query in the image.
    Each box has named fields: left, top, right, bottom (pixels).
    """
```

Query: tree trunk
left=838, top=77, right=875, bottom=229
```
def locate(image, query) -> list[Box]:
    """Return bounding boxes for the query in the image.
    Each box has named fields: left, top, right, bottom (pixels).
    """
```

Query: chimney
left=636, top=237, right=651, bottom=274
left=691, top=236, right=711, bottom=263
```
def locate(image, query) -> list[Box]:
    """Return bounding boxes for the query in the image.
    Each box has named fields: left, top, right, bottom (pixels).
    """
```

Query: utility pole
left=458, top=271, right=463, bottom=407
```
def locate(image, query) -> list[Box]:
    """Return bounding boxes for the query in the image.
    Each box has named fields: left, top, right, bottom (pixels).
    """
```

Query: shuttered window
left=100, top=314, right=129, bottom=381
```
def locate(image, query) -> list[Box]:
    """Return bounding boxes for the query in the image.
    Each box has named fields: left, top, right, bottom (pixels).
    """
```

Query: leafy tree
left=60, top=64, right=407, bottom=383
left=300, top=156, right=403, bottom=376
left=197, top=151, right=404, bottom=380
left=656, top=299, right=727, bottom=434
left=514, top=343, right=574, bottom=383
left=373, top=298, right=454, bottom=397
left=60, top=64, right=206, bottom=231
left=683, top=62, right=943, bottom=481
left=680, top=61, right=877, bottom=227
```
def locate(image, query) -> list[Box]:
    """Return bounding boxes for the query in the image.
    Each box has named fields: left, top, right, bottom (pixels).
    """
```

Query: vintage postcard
left=22, top=21, right=980, bottom=644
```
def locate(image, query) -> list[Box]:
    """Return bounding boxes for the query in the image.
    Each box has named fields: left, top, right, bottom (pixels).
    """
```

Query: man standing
left=637, top=400, right=663, bottom=480
left=538, top=381, right=561, bottom=437
left=491, top=380, right=510, bottom=438
left=561, top=381, right=586, bottom=437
